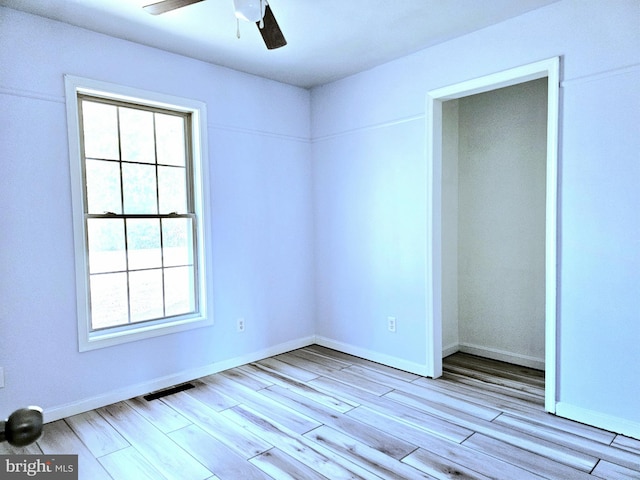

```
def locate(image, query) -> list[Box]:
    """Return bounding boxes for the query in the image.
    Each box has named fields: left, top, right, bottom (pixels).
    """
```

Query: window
left=65, top=76, right=210, bottom=351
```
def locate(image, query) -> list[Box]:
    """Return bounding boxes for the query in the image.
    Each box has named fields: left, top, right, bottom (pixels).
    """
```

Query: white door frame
left=425, top=57, right=559, bottom=413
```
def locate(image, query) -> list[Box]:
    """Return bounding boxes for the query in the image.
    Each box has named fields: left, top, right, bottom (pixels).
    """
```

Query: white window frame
left=65, top=75, right=211, bottom=351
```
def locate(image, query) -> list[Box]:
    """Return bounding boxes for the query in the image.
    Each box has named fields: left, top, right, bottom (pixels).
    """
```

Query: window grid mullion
left=116, top=105, right=133, bottom=327
left=153, top=113, right=168, bottom=319
left=86, top=213, right=194, bottom=219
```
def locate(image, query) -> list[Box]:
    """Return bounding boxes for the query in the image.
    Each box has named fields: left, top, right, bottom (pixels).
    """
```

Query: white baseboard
left=314, top=336, right=429, bottom=376
left=44, top=335, right=315, bottom=423
left=458, top=342, right=545, bottom=370
left=556, top=402, right=640, bottom=441
left=442, top=343, right=460, bottom=358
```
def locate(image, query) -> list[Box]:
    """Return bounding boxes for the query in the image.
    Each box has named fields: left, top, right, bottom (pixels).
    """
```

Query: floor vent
left=144, top=382, right=195, bottom=401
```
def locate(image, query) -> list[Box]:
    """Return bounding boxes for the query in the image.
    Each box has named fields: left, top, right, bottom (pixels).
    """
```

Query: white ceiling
left=1, top=0, right=560, bottom=88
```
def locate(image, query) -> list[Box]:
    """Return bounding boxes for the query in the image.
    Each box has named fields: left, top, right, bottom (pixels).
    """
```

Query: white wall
left=313, top=117, right=428, bottom=370
left=0, top=7, right=314, bottom=420
left=456, top=79, right=547, bottom=368
left=312, top=0, right=640, bottom=436
left=558, top=62, right=640, bottom=427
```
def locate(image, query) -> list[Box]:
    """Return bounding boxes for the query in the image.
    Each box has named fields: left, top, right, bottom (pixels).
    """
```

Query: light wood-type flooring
left=2, top=346, right=640, bottom=479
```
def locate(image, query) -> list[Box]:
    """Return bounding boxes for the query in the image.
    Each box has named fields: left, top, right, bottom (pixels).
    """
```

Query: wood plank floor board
left=168, top=424, right=272, bottom=480
left=97, top=446, right=169, bottom=480
left=261, top=383, right=419, bottom=460
left=613, top=434, right=640, bottom=455
left=65, top=409, right=130, bottom=457
left=422, top=379, right=546, bottom=426
left=255, top=356, right=394, bottom=397
left=309, top=375, right=476, bottom=443
left=402, top=447, right=494, bottom=480
left=216, top=367, right=274, bottom=391
left=97, top=401, right=212, bottom=480
left=274, top=351, right=343, bottom=376
left=239, top=362, right=360, bottom=413
left=401, top=434, right=548, bottom=480
left=415, top=376, right=616, bottom=446
left=125, top=395, right=193, bottom=433
left=444, top=353, right=544, bottom=384
left=343, top=364, right=420, bottom=391
left=221, top=404, right=383, bottom=479
left=276, top=349, right=348, bottom=374
left=0, top=438, right=43, bottom=455
left=306, top=345, right=422, bottom=382
left=445, top=352, right=545, bottom=385
left=160, top=390, right=273, bottom=459
left=414, top=374, right=543, bottom=412
left=443, top=363, right=545, bottom=397
left=254, top=357, right=321, bottom=383
left=348, top=405, right=544, bottom=480
left=392, top=379, right=503, bottom=422
left=177, top=379, right=240, bottom=412
left=439, top=371, right=545, bottom=406
left=37, top=419, right=113, bottom=480
left=444, top=352, right=545, bottom=380
left=591, top=459, right=640, bottom=480
left=293, top=346, right=356, bottom=369
left=493, top=413, right=640, bottom=471
left=23, top=347, right=640, bottom=480
left=462, top=432, right=597, bottom=480
left=249, top=447, right=332, bottom=480
left=347, top=405, right=475, bottom=454
left=310, top=368, right=395, bottom=396
left=384, top=389, right=600, bottom=472
left=304, top=425, right=431, bottom=480
left=200, top=372, right=322, bottom=435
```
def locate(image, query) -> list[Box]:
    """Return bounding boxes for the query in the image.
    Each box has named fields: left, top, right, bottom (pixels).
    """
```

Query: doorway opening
left=425, top=58, right=559, bottom=413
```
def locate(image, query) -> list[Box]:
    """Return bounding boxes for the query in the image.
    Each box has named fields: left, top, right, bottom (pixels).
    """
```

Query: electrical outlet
left=237, top=317, right=245, bottom=333
left=0, top=367, right=4, bottom=388
left=387, top=316, right=396, bottom=333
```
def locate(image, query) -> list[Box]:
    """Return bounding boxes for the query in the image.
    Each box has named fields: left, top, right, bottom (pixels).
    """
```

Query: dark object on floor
left=0, top=406, right=44, bottom=447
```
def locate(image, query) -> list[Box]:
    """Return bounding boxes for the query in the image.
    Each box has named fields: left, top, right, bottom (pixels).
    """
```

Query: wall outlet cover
left=387, top=316, right=397, bottom=333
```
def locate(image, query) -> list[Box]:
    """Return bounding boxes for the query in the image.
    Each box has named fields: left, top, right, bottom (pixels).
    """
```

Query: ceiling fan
left=143, top=0, right=287, bottom=50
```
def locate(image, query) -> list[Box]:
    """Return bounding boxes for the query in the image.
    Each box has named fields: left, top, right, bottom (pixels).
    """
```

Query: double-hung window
left=65, top=76, right=210, bottom=351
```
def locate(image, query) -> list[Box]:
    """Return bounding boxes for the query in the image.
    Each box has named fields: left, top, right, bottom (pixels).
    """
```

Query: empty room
left=1, top=0, right=639, bottom=478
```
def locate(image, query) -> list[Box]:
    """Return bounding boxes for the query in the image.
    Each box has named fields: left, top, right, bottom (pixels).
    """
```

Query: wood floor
left=3, top=346, right=639, bottom=479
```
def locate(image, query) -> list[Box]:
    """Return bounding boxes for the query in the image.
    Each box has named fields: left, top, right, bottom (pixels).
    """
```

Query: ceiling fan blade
left=257, top=4, right=287, bottom=50
left=143, top=0, right=205, bottom=15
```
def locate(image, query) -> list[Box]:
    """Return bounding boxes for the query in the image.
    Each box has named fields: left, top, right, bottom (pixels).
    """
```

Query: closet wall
left=443, top=79, right=548, bottom=368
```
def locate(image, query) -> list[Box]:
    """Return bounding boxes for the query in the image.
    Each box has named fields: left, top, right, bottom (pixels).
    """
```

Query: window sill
left=79, top=315, right=213, bottom=352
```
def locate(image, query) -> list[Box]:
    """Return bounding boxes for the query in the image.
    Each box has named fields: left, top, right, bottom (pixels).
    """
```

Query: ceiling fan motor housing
left=233, top=0, right=266, bottom=22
